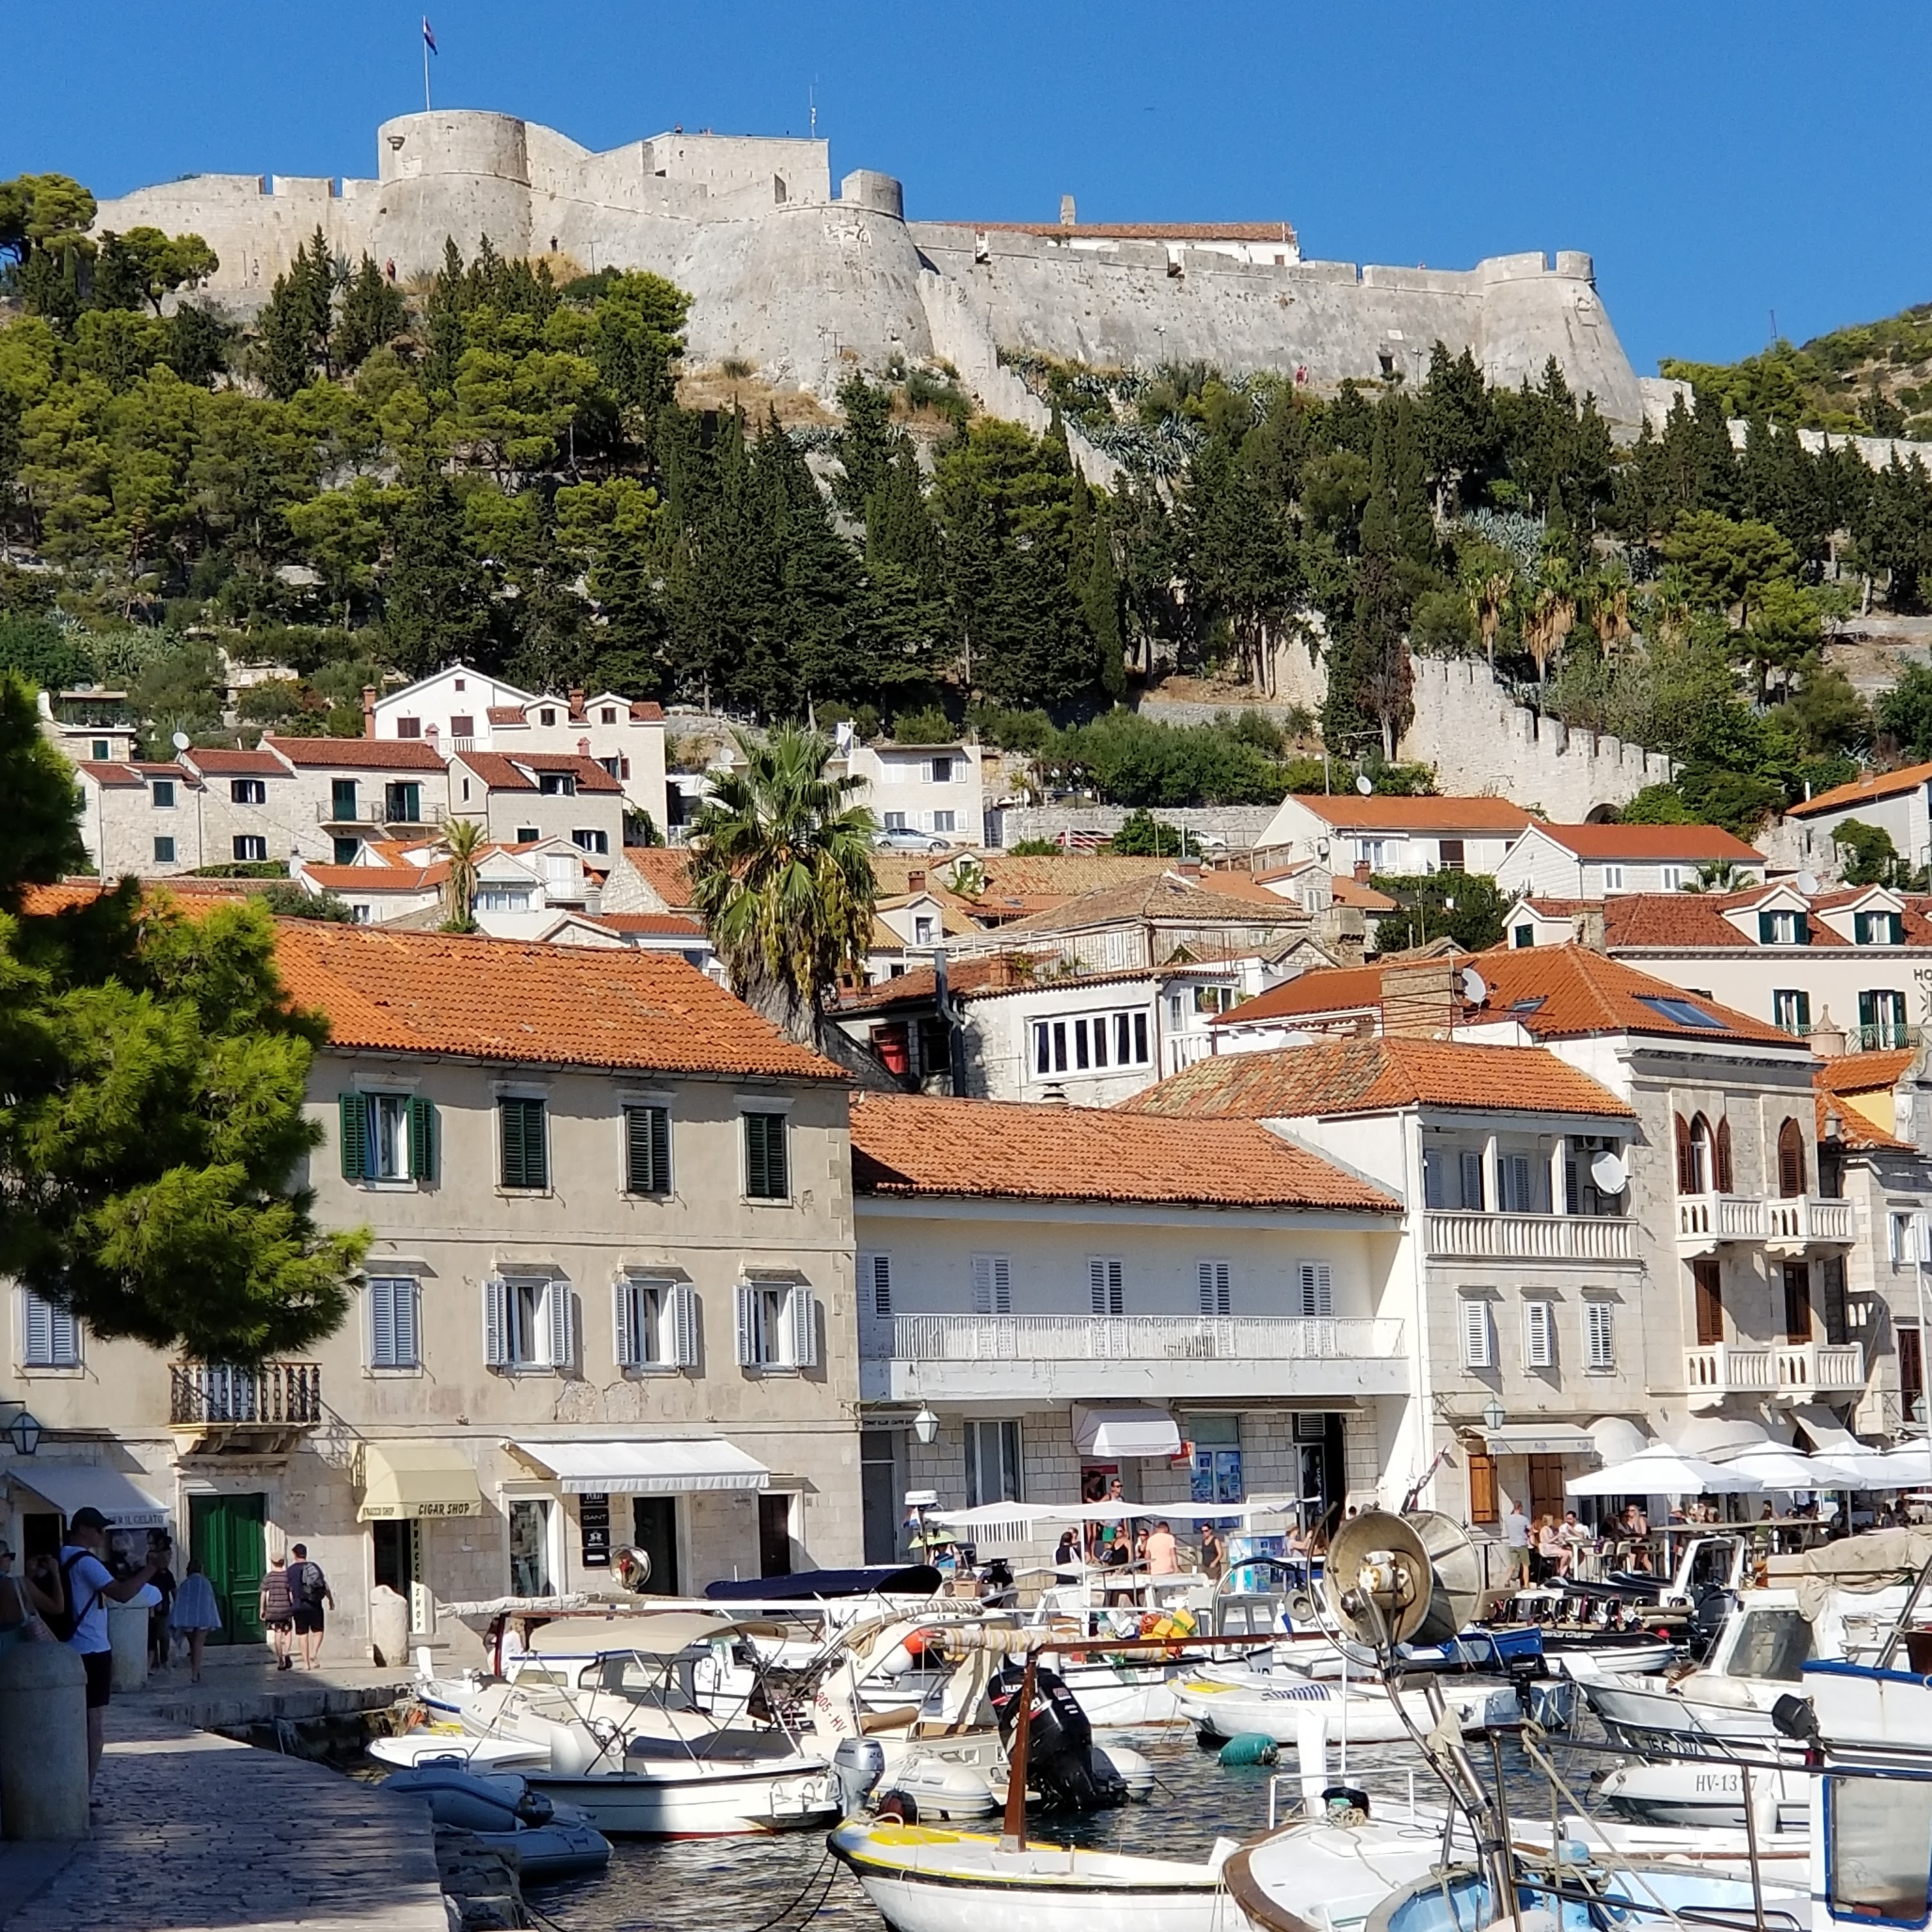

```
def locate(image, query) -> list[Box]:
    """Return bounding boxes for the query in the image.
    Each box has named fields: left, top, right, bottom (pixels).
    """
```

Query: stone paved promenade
left=1, top=1703, right=447, bottom=1932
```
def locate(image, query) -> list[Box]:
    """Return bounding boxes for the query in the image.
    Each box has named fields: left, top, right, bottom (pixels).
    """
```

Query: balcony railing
left=1765, top=1197, right=1855, bottom=1247
left=1774, top=1340, right=1865, bottom=1393
left=1678, top=1193, right=1853, bottom=1250
left=1678, top=1193, right=1767, bottom=1244
left=1426, top=1211, right=1635, bottom=1263
left=1684, top=1342, right=1775, bottom=1395
left=169, top=1361, right=321, bottom=1430
left=316, top=800, right=446, bottom=827
left=1684, top=1340, right=1864, bottom=1399
left=1853, top=1022, right=1918, bottom=1054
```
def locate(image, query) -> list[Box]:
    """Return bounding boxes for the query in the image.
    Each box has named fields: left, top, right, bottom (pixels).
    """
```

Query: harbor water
left=522, top=1722, right=1604, bottom=1932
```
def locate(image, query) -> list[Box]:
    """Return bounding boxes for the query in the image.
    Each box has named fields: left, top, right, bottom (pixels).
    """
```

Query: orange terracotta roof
left=1206, top=962, right=1388, bottom=1028
left=454, top=751, right=623, bottom=793
left=486, top=706, right=525, bottom=724
left=272, top=922, right=843, bottom=1080
left=184, top=747, right=288, bottom=776
left=1525, top=891, right=1932, bottom=953
left=967, top=855, right=1174, bottom=898
left=850, top=1092, right=1397, bottom=1211
left=1122, top=1036, right=1634, bottom=1122
left=1330, top=875, right=1401, bottom=912
left=1815, top=1053, right=1918, bottom=1153
left=630, top=701, right=665, bottom=721
left=299, top=864, right=447, bottom=892
left=1527, top=823, right=1764, bottom=861
left=1789, top=760, right=1932, bottom=818
left=1818, top=1092, right=1912, bottom=1152
left=992, top=871, right=1307, bottom=938
left=1816, top=1048, right=1919, bottom=1096
left=1468, top=943, right=1798, bottom=1045
left=1192, top=871, right=1303, bottom=908
left=268, top=735, right=448, bottom=770
left=1284, top=795, right=1533, bottom=834
left=840, top=953, right=1057, bottom=1013
left=620, top=848, right=696, bottom=909
left=76, top=761, right=146, bottom=787
left=586, top=913, right=706, bottom=937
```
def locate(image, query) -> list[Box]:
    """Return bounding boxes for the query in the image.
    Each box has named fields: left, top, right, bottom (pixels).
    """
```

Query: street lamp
left=1481, top=1397, right=1506, bottom=1435
left=6, top=1409, right=42, bottom=1457
left=912, top=1404, right=939, bottom=1446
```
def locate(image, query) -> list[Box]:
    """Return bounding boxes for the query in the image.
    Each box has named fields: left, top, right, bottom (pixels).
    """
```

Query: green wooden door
left=190, top=1492, right=266, bottom=1644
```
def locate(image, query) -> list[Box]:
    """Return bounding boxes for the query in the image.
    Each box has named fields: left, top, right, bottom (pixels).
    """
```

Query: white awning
left=1480, top=1425, right=1598, bottom=1457
left=17, top=1464, right=169, bottom=1529
left=511, top=1438, right=770, bottom=1496
left=1071, top=1405, right=1183, bottom=1460
left=358, top=1443, right=483, bottom=1522
left=1793, top=1406, right=1859, bottom=1453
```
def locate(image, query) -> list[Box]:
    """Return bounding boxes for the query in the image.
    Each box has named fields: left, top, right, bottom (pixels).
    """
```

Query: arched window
left=1680, top=1113, right=1717, bottom=1195
left=1675, top=1114, right=1698, bottom=1194
left=1777, top=1117, right=1807, bottom=1199
left=1713, top=1118, right=1734, bottom=1195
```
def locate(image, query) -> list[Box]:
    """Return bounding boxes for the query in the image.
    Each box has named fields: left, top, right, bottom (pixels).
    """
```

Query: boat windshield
left=1723, top=1608, right=1813, bottom=1682
left=1826, top=1772, right=1932, bottom=1922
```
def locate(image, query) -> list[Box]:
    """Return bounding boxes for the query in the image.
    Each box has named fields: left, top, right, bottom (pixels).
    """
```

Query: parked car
left=873, top=827, right=954, bottom=852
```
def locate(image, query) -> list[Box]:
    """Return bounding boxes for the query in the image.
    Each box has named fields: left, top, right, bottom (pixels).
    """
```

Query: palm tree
left=1680, top=859, right=1745, bottom=895
left=436, top=817, right=486, bottom=931
left=690, top=726, right=878, bottom=1045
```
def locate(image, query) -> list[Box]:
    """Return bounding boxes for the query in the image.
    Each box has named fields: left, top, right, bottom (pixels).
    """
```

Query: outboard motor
left=990, top=1660, right=1126, bottom=1813
left=1686, top=1584, right=1734, bottom=1664
left=979, top=1558, right=1016, bottom=1608
left=831, top=1736, right=887, bottom=1817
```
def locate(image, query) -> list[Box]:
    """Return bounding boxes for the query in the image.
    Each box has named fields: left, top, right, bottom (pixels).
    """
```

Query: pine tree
left=255, top=229, right=335, bottom=400
left=381, top=471, right=492, bottom=673
left=832, top=373, right=897, bottom=522
left=335, top=256, right=406, bottom=371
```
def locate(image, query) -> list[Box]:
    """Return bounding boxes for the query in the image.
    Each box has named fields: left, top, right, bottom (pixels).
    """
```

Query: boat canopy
left=702, top=1564, right=942, bottom=1602
left=524, top=1611, right=786, bottom=1655
left=1795, top=1528, right=1932, bottom=1620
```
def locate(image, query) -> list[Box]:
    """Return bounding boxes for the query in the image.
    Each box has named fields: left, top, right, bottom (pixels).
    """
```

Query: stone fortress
left=94, top=111, right=1647, bottom=428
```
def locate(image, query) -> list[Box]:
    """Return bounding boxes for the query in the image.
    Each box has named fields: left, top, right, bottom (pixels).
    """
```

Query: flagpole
left=424, top=33, right=431, bottom=112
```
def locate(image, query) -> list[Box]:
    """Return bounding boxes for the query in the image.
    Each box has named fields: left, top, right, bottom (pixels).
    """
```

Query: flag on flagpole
left=422, top=17, right=438, bottom=53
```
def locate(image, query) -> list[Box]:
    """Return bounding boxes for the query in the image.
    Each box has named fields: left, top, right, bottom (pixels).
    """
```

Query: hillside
left=1661, top=303, right=1932, bottom=440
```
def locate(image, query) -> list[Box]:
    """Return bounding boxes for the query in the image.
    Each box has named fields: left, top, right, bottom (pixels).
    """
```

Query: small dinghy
left=381, top=1765, right=612, bottom=1883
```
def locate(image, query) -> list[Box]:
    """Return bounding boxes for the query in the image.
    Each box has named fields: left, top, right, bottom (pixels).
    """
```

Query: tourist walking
left=1503, top=1500, right=1532, bottom=1588
left=38, top=1507, right=166, bottom=1793
left=287, top=1543, right=335, bottom=1670
left=260, top=1551, right=295, bottom=1670
left=148, top=1533, right=178, bottom=1671
left=170, top=1558, right=222, bottom=1683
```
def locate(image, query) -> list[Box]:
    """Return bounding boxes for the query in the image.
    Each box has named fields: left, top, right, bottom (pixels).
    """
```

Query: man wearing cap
left=57, top=1508, right=166, bottom=1793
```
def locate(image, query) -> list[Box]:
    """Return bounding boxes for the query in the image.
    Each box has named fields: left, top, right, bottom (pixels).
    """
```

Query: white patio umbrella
left=1809, top=1448, right=1900, bottom=1489
left=1567, top=1443, right=1762, bottom=1497
left=1719, top=1444, right=1831, bottom=1491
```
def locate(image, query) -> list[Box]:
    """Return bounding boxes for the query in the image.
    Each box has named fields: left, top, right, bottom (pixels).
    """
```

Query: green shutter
left=625, top=1105, right=670, bottom=1193
left=339, top=1094, right=369, bottom=1179
left=746, top=1112, right=786, bottom=1199
left=408, top=1096, right=437, bottom=1182
left=500, top=1098, right=545, bottom=1190
left=1794, top=914, right=1809, bottom=946
left=1758, top=912, right=1776, bottom=944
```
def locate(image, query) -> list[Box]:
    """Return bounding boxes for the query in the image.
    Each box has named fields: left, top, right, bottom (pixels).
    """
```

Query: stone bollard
left=107, top=1598, right=148, bottom=1692
left=369, top=1583, right=409, bottom=1668
left=0, top=1642, right=89, bottom=1839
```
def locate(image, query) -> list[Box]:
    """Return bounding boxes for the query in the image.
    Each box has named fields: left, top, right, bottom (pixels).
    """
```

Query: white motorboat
left=369, top=1728, right=550, bottom=1773
left=1175, top=1666, right=1518, bottom=1745
left=1593, top=1752, right=1809, bottom=1830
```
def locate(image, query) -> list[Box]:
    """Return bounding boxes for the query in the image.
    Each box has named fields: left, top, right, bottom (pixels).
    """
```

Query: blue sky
left=7, top=3, right=1929, bottom=376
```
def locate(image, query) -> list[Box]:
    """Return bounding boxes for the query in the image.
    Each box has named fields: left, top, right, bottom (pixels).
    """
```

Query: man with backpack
left=42, top=1507, right=167, bottom=1794
left=286, top=1543, right=335, bottom=1670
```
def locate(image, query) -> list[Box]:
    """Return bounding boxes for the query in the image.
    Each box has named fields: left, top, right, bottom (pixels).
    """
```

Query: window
left=965, top=1418, right=1023, bottom=1507
left=1860, top=989, right=1910, bottom=1050
left=1890, top=1211, right=1926, bottom=1268
left=498, top=1097, right=549, bottom=1190
left=1513, top=924, right=1535, bottom=948
left=1460, top=1151, right=1486, bottom=1210
left=1693, top=1257, right=1724, bottom=1346
left=1758, top=908, right=1806, bottom=945
left=972, top=1254, right=1013, bottom=1315
left=507, top=1498, right=553, bottom=1596
left=1438, top=838, right=1466, bottom=871
left=450, top=714, right=474, bottom=737
left=1773, top=989, right=1811, bottom=1036
left=476, top=887, right=532, bottom=913
left=1460, top=1296, right=1494, bottom=1369
left=601, top=707, right=617, bottom=725
left=539, top=772, right=576, bottom=795
left=1524, top=1298, right=1555, bottom=1370
left=1089, top=1255, right=1125, bottom=1315
left=339, top=1091, right=436, bottom=1183
left=1660, top=866, right=1683, bottom=891
left=912, top=916, right=936, bottom=945
left=1639, top=995, right=1729, bottom=1031
left=930, top=756, right=954, bottom=785
left=930, top=810, right=956, bottom=834
left=1825, top=1772, right=1932, bottom=1924
left=861, top=1254, right=893, bottom=1319
left=1496, top=1151, right=1540, bottom=1213
left=515, top=826, right=539, bottom=844
left=1296, top=1260, right=1334, bottom=1318
left=91, top=739, right=109, bottom=760
left=1422, top=1146, right=1447, bottom=1208
left=1034, top=1022, right=1067, bottom=1075
left=230, top=778, right=266, bottom=804
left=566, top=828, right=606, bottom=855
left=1032, top=1011, right=1151, bottom=1077
left=151, top=779, right=176, bottom=809
left=1584, top=1298, right=1615, bottom=1371
left=484, top=1276, right=572, bottom=1370
left=884, top=811, right=907, bottom=830
left=384, top=781, right=422, bottom=822
left=333, top=837, right=359, bottom=864
left=1822, top=1256, right=1850, bottom=1347
left=1855, top=910, right=1906, bottom=946
left=743, top=1112, right=789, bottom=1199
left=1782, top=1261, right=1813, bottom=1341
left=367, top=1276, right=421, bottom=1370
left=1777, top=1117, right=1807, bottom=1198
left=1601, top=864, right=1623, bottom=890
left=153, top=836, right=176, bottom=863
left=615, top=1278, right=698, bottom=1370
left=232, top=834, right=268, bottom=862
left=332, top=778, right=358, bottom=820
left=22, top=1289, right=80, bottom=1368
left=1904, top=1322, right=1926, bottom=1425
left=623, top=1104, right=671, bottom=1193
left=735, top=1281, right=817, bottom=1368
left=1197, top=1259, right=1232, bottom=1316
left=1676, top=1113, right=1719, bottom=1194
left=1355, top=838, right=1390, bottom=870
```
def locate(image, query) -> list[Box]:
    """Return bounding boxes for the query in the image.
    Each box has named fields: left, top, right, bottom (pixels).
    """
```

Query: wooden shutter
left=1675, top=1114, right=1695, bottom=1193
left=791, top=1287, right=818, bottom=1370
left=671, top=1284, right=700, bottom=1368
left=1713, top=1118, right=1733, bottom=1194
left=1298, top=1261, right=1333, bottom=1318
left=745, top=1113, right=786, bottom=1197
left=394, top=1278, right=418, bottom=1368
left=1422, top=1147, right=1446, bottom=1209
left=1777, top=1119, right=1806, bottom=1199
left=1563, top=1158, right=1581, bottom=1216
left=974, top=1255, right=1011, bottom=1314
left=483, top=1278, right=509, bottom=1368
left=407, top=1097, right=436, bottom=1182
left=24, top=1292, right=58, bottom=1365
left=1198, top=1261, right=1231, bottom=1316
left=500, top=1099, right=545, bottom=1190
left=1823, top=1257, right=1850, bottom=1347
left=1782, top=1262, right=1813, bottom=1342
left=1466, top=1449, right=1499, bottom=1526
left=990, top=1255, right=1011, bottom=1314
left=546, top=1280, right=573, bottom=1368
left=1459, top=1151, right=1484, bottom=1210
left=626, top=1105, right=670, bottom=1193
left=1585, top=1300, right=1614, bottom=1370
left=615, top=1280, right=641, bottom=1368
left=734, top=1285, right=756, bottom=1365
left=340, top=1093, right=369, bottom=1179
left=1524, top=1300, right=1554, bottom=1369
left=1460, top=1297, right=1492, bottom=1368
left=1693, top=1258, right=1724, bottom=1347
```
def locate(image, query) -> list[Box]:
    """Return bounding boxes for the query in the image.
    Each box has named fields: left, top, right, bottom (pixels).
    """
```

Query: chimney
left=1353, top=861, right=1372, bottom=885
left=1319, top=903, right=1367, bottom=967
left=1380, top=959, right=1460, bottom=1039
left=1809, top=1006, right=1845, bottom=1060
left=1571, top=907, right=1606, bottom=953
left=1176, top=858, right=1202, bottom=878
left=907, top=868, right=926, bottom=893
left=362, top=686, right=377, bottom=739
left=1059, top=194, right=1077, bottom=227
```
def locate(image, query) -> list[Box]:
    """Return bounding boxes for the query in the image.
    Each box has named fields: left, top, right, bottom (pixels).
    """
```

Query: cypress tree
left=382, top=471, right=492, bottom=674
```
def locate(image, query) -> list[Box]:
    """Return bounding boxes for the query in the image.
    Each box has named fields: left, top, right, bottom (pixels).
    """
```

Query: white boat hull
left=526, top=1761, right=838, bottom=1837
left=1175, top=1675, right=1518, bottom=1745
left=1595, top=1754, right=1809, bottom=1830
left=369, top=1731, right=550, bottom=1774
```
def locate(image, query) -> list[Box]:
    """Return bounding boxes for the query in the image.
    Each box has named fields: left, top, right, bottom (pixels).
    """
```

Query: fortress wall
left=1475, top=263, right=1642, bottom=423
left=378, top=112, right=530, bottom=185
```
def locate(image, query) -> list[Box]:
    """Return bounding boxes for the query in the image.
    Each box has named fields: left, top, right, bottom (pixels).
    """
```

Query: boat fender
left=1218, top=1734, right=1279, bottom=1768
left=1321, top=1784, right=1370, bottom=1824
left=876, top=1790, right=920, bottom=1825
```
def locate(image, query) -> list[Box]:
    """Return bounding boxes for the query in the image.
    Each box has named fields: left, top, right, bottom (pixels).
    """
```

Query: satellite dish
left=171, top=731, right=191, bottom=752
left=1405, top=1511, right=1514, bottom=1645
left=1460, top=967, right=1488, bottom=1007
left=1321, top=1510, right=1434, bottom=1647
left=1355, top=773, right=1375, bottom=797
left=1590, top=1150, right=1629, bottom=1195
left=1795, top=872, right=1819, bottom=898
left=612, top=1545, right=654, bottom=1592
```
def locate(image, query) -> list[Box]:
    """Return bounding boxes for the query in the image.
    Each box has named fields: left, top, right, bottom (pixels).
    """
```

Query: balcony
left=1853, top=1023, right=1919, bottom=1054
left=1683, top=1340, right=1864, bottom=1405
left=316, top=800, right=447, bottom=829
left=858, top=1312, right=1407, bottom=1404
left=169, top=1361, right=321, bottom=1456
left=1676, top=1193, right=1767, bottom=1252
left=1765, top=1197, right=1855, bottom=1252
left=1426, top=1211, right=1636, bottom=1264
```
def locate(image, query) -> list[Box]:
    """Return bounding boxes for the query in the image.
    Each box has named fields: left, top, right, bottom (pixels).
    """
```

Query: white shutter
left=546, top=1281, right=573, bottom=1368
left=1460, top=1296, right=1492, bottom=1368
left=1586, top=1300, right=1614, bottom=1370
left=371, top=1280, right=397, bottom=1368
left=615, top=1280, right=641, bottom=1369
left=1198, top=1261, right=1230, bottom=1316
left=991, top=1256, right=1011, bottom=1314
left=791, top=1287, right=818, bottom=1369
left=671, top=1284, right=700, bottom=1368
left=735, top=1285, right=756, bottom=1366
left=1089, top=1257, right=1123, bottom=1316
left=1524, top=1300, right=1554, bottom=1370
left=394, top=1280, right=418, bottom=1370
left=483, top=1278, right=509, bottom=1368
left=868, top=1255, right=892, bottom=1318
left=24, top=1292, right=52, bottom=1366
left=972, top=1255, right=993, bottom=1315
left=1295, top=1261, right=1333, bottom=1317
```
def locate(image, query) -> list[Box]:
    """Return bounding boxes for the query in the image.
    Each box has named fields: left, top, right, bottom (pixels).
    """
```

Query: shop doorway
left=630, top=1497, right=679, bottom=1595
left=1081, top=1462, right=1129, bottom=1558
left=508, top=1498, right=554, bottom=1597
left=759, top=1494, right=793, bottom=1577
left=190, top=1492, right=266, bottom=1644
left=861, top=1429, right=907, bottom=1565
left=1527, top=1455, right=1567, bottom=1524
